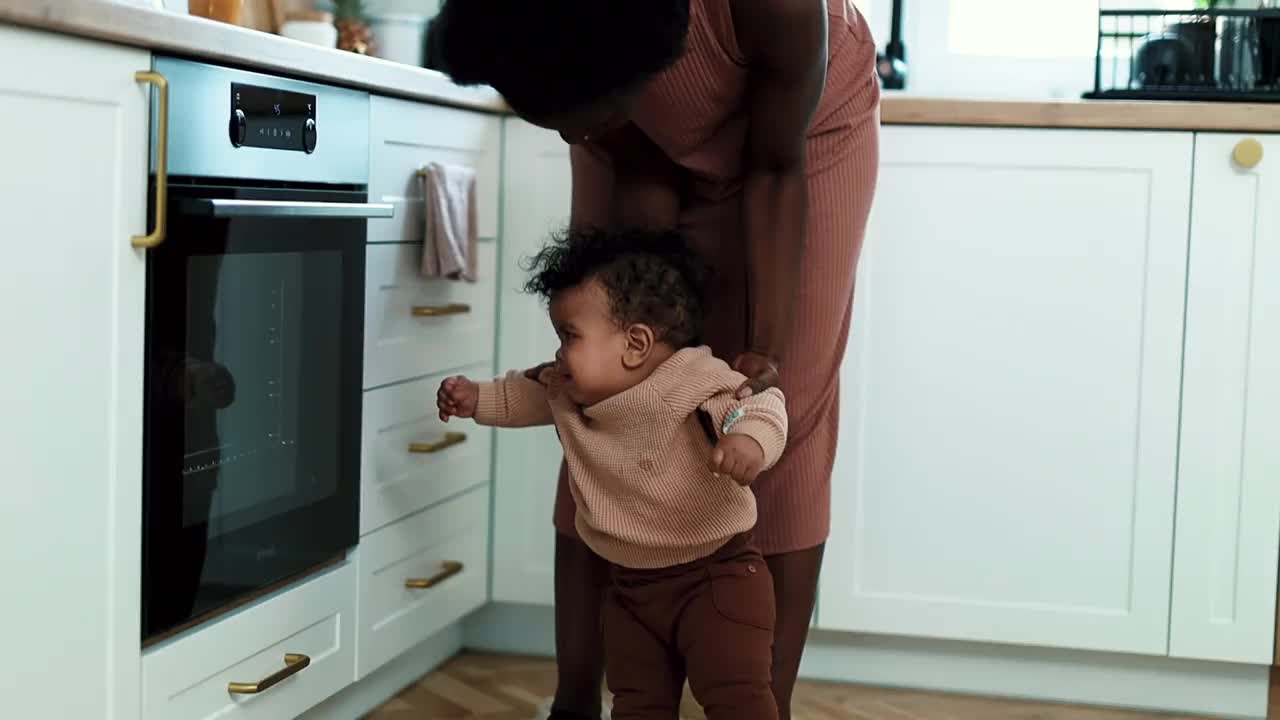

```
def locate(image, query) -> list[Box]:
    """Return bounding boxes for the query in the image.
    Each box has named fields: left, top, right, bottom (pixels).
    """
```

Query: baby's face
left=548, top=280, right=636, bottom=406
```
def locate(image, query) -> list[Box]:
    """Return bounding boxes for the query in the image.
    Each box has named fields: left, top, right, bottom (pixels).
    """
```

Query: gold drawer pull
left=227, top=653, right=310, bottom=695
left=1233, top=138, right=1264, bottom=170
left=412, top=303, right=471, bottom=318
left=406, top=561, right=464, bottom=589
left=408, top=432, right=467, bottom=454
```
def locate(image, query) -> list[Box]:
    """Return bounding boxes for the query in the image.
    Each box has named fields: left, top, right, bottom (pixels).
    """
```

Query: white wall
left=866, top=0, right=1103, bottom=99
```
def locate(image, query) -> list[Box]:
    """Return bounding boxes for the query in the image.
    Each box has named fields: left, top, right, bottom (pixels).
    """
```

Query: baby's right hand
left=437, top=376, right=479, bottom=421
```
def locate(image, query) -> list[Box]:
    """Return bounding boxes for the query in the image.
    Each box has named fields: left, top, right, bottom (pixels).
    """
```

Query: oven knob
left=303, top=118, right=317, bottom=153
left=230, top=109, right=247, bottom=147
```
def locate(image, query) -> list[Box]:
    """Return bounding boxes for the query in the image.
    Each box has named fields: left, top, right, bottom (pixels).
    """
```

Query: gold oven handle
left=408, top=432, right=467, bottom=454
left=227, top=653, right=311, bottom=695
left=406, top=561, right=464, bottom=589
left=411, top=302, right=471, bottom=318
left=132, top=71, right=169, bottom=249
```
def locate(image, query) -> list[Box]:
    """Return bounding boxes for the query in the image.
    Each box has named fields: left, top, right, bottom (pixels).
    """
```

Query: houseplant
left=332, top=0, right=375, bottom=54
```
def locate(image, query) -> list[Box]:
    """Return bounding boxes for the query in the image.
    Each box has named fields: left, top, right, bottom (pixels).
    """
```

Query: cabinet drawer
left=364, top=241, right=497, bottom=389
left=369, top=95, right=500, bottom=243
left=361, top=366, right=493, bottom=535
left=357, top=486, right=489, bottom=679
left=142, top=562, right=356, bottom=720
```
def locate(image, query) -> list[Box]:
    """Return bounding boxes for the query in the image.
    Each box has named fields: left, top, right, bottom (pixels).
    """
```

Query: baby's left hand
left=709, top=434, right=766, bottom=486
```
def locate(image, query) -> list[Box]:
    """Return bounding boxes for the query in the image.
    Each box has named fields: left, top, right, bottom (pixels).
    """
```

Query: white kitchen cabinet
left=142, top=561, right=357, bottom=720
left=1168, top=134, right=1280, bottom=665
left=490, top=119, right=573, bottom=605
left=360, top=365, right=494, bottom=535
left=0, top=27, right=150, bottom=720
left=363, top=240, right=498, bottom=389
left=818, top=126, right=1193, bottom=656
left=356, top=486, right=490, bottom=678
left=368, top=95, right=501, bottom=243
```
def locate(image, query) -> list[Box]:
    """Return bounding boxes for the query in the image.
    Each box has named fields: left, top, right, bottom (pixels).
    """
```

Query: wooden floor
left=365, top=652, right=1276, bottom=719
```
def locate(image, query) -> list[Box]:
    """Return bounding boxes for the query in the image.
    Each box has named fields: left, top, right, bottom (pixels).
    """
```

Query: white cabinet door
left=1169, top=133, right=1280, bottom=665
left=818, top=126, right=1192, bottom=656
left=143, top=562, right=357, bottom=720
left=0, top=27, right=150, bottom=720
left=490, top=119, right=572, bottom=605
left=356, top=487, right=490, bottom=678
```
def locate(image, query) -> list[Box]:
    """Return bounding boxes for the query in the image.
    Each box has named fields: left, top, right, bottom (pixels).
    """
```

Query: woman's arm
left=731, top=0, right=828, bottom=392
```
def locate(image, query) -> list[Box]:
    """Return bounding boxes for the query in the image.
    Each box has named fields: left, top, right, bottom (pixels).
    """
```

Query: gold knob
left=1233, top=139, right=1263, bottom=170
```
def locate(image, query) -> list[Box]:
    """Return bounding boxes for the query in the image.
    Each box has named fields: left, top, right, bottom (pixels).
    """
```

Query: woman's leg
left=764, top=544, right=826, bottom=719
left=550, top=463, right=611, bottom=719
left=750, top=74, right=881, bottom=719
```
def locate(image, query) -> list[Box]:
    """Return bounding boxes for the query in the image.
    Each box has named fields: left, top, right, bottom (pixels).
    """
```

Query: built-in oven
left=140, top=57, right=389, bottom=643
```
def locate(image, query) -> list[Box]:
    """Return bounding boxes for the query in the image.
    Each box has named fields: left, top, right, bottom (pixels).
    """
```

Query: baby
left=437, top=226, right=787, bottom=720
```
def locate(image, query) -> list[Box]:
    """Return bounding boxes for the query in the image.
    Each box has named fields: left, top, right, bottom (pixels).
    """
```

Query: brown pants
left=603, top=534, right=778, bottom=720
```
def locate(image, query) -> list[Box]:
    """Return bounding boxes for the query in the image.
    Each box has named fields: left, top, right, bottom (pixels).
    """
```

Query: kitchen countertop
left=4, top=1, right=1279, bottom=131
left=879, top=95, right=1279, bottom=132
left=0, top=0, right=506, bottom=113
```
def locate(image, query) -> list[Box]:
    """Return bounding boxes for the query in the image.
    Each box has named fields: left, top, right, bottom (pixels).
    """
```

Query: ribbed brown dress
left=556, top=0, right=881, bottom=555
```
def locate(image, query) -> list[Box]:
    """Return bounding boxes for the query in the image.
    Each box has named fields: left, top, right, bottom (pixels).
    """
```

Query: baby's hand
left=709, top=434, right=766, bottom=486
left=437, top=376, right=479, bottom=421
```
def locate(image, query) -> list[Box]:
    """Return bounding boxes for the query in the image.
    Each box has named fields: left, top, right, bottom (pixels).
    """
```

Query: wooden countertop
left=0, top=0, right=506, bottom=113
left=880, top=95, right=1279, bottom=133
left=4, top=2, right=1275, bottom=130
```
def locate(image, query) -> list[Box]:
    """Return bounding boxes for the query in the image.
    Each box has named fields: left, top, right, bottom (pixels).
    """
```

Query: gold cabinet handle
left=132, top=71, right=169, bottom=249
left=1233, top=138, right=1264, bottom=170
left=406, top=561, right=464, bottom=589
left=227, top=653, right=311, bottom=695
left=411, top=303, right=471, bottom=318
left=408, top=432, right=467, bottom=454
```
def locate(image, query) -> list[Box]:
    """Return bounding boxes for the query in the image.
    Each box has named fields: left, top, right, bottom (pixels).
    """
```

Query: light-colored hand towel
left=419, top=161, right=478, bottom=282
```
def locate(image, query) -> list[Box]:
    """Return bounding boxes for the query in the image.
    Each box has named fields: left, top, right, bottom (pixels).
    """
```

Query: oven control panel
left=229, top=82, right=318, bottom=153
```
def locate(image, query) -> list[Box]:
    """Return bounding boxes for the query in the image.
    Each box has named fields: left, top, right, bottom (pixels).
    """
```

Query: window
left=946, top=0, right=1098, bottom=58
left=944, top=0, right=1198, bottom=59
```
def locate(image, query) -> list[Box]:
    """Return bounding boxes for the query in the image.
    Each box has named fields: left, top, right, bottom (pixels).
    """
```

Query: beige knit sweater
left=474, top=346, right=788, bottom=569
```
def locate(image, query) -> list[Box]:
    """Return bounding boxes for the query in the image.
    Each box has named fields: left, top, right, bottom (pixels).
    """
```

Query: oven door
left=142, top=183, right=385, bottom=642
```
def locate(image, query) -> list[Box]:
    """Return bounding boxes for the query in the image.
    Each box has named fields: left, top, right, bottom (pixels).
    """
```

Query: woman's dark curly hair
left=425, top=0, right=691, bottom=119
left=523, top=226, right=709, bottom=349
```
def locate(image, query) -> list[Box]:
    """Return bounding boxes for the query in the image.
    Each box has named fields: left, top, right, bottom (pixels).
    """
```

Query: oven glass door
left=142, top=183, right=370, bottom=641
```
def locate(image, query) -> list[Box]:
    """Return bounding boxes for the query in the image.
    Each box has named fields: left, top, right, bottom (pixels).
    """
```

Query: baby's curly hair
left=523, top=227, right=708, bottom=349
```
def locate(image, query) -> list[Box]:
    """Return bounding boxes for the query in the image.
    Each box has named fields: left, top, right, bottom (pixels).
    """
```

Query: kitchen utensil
left=369, top=13, right=429, bottom=66
left=1219, top=15, right=1260, bottom=89
left=1169, top=19, right=1217, bottom=84
left=281, top=11, right=338, bottom=48
left=1134, top=32, right=1198, bottom=86
left=1259, top=15, right=1280, bottom=87
left=189, top=0, right=243, bottom=24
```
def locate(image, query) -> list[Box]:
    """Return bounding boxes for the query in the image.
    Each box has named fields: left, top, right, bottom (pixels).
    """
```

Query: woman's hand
left=732, top=351, right=781, bottom=399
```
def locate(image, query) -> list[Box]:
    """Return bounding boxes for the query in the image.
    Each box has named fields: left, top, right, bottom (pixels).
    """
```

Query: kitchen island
left=2, top=2, right=1279, bottom=719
